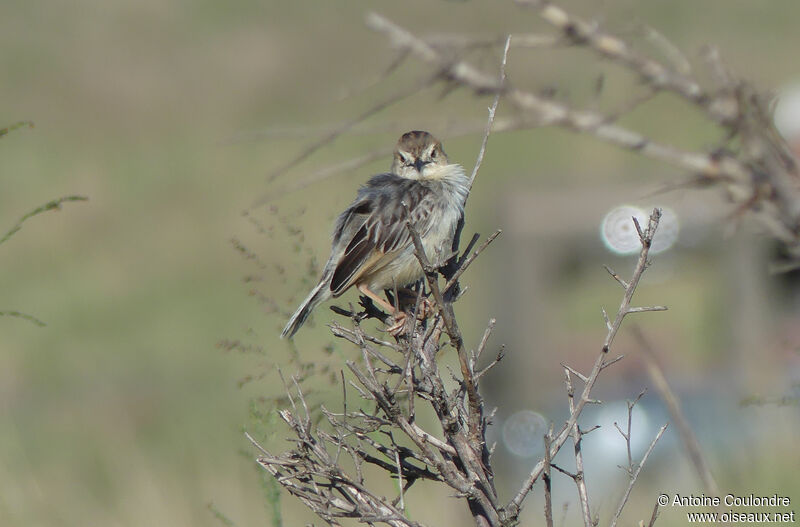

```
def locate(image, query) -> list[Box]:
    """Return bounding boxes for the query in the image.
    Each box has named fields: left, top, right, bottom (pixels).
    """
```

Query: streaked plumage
left=281, top=131, right=469, bottom=339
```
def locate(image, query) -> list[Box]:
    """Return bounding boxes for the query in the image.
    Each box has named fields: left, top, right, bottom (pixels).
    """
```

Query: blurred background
left=1, top=0, right=798, bottom=526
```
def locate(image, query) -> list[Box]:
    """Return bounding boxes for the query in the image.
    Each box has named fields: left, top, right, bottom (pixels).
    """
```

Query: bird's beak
left=414, top=158, right=427, bottom=173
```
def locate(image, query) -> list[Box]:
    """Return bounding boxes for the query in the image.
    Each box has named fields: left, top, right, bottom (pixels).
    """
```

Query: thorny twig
left=251, top=209, right=666, bottom=526
left=253, top=195, right=667, bottom=527
left=468, top=35, right=511, bottom=189
left=609, top=420, right=669, bottom=527
left=504, top=209, right=666, bottom=523
left=564, top=368, right=594, bottom=527
left=543, top=426, right=555, bottom=527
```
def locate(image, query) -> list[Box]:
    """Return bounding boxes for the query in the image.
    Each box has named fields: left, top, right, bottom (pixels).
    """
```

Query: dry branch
left=366, top=6, right=800, bottom=255
left=468, top=35, right=511, bottom=189
left=609, top=422, right=668, bottom=527
left=504, top=209, right=665, bottom=523
left=608, top=391, right=668, bottom=527
left=563, top=369, right=594, bottom=527
left=255, top=208, right=666, bottom=525
left=255, top=205, right=669, bottom=526
left=515, top=0, right=733, bottom=124
left=365, top=12, right=745, bottom=177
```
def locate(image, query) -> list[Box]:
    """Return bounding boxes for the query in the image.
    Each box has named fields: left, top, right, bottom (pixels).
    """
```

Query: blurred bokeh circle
left=601, top=205, right=679, bottom=255
left=601, top=205, right=647, bottom=254
left=502, top=410, right=547, bottom=458
left=773, top=83, right=800, bottom=143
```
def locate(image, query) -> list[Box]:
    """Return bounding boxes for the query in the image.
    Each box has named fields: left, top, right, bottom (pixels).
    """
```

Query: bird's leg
left=358, top=283, right=397, bottom=313
left=357, top=284, right=408, bottom=336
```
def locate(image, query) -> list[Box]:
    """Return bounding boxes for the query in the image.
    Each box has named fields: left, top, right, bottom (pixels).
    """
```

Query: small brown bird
left=281, top=131, right=469, bottom=338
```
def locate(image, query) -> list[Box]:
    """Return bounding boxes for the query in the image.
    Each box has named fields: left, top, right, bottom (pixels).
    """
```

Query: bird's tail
left=281, top=278, right=331, bottom=339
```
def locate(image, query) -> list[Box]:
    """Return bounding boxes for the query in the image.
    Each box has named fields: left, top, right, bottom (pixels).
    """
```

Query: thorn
left=604, top=265, right=629, bottom=289
left=600, top=354, right=625, bottom=370
left=627, top=305, right=668, bottom=313
left=562, top=363, right=588, bottom=383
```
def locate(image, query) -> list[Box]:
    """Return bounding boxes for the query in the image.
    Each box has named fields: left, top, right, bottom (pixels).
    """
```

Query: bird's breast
left=421, top=167, right=469, bottom=265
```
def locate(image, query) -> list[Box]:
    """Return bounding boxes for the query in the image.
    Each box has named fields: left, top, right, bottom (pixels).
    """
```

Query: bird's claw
left=385, top=297, right=436, bottom=337
left=386, top=312, right=408, bottom=337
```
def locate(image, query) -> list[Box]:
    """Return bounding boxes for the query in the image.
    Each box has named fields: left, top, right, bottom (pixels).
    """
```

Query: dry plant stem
left=444, top=230, right=502, bottom=295
left=251, top=308, right=503, bottom=525
left=640, top=24, right=692, bottom=75
left=603, top=215, right=668, bottom=352
left=346, top=358, right=461, bottom=471
left=402, top=213, right=499, bottom=521
left=564, top=369, right=593, bottom=527
left=0, top=120, right=34, bottom=138
left=402, top=210, right=481, bottom=437
left=514, top=0, right=735, bottom=124
left=615, top=392, right=646, bottom=472
left=395, top=450, right=405, bottom=512
left=365, top=12, right=750, bottom=184
left=423, top=32, right=560, bottom=51
left=543, top=428, right=555, bottom=527
left=647, top=502, right=661, bottom=527
left=609, top=423, right=669, bottom=527
left=631, top=326, right=722, bottom=497
left=0, top=195, right=89, bottom=246
left=504, top=208, right=665, bottom=521
left=475, top=319, right=496, bottom=363
left=246, top=421, right=425, bottom=527
left=0, top=310, right=46, bottom=327
left=702, top=45, right=734, bottom=89
left=353, top=305, right=500, bottom=525
left=468, top=35, right=511, bottom=189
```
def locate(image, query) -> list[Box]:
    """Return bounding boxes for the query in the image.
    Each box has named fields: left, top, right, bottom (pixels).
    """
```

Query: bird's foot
left=386, top=311, right=409, bottom=337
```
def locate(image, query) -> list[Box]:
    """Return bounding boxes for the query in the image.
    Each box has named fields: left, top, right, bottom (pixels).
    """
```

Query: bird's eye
left=430, top=149, right=438, bottom=159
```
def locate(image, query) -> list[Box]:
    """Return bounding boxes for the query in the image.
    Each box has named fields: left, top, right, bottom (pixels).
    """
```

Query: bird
left=281, top=130, right=470, bottom=339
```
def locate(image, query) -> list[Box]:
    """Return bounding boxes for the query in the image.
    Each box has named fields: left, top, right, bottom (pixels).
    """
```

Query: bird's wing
left=330, top=178, right=435, bottom=296
left=374, top=185, right=437, bottom=254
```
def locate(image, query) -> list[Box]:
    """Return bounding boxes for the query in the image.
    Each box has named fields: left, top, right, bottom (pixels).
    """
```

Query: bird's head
left=391, top=130, right=449, bottom=180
